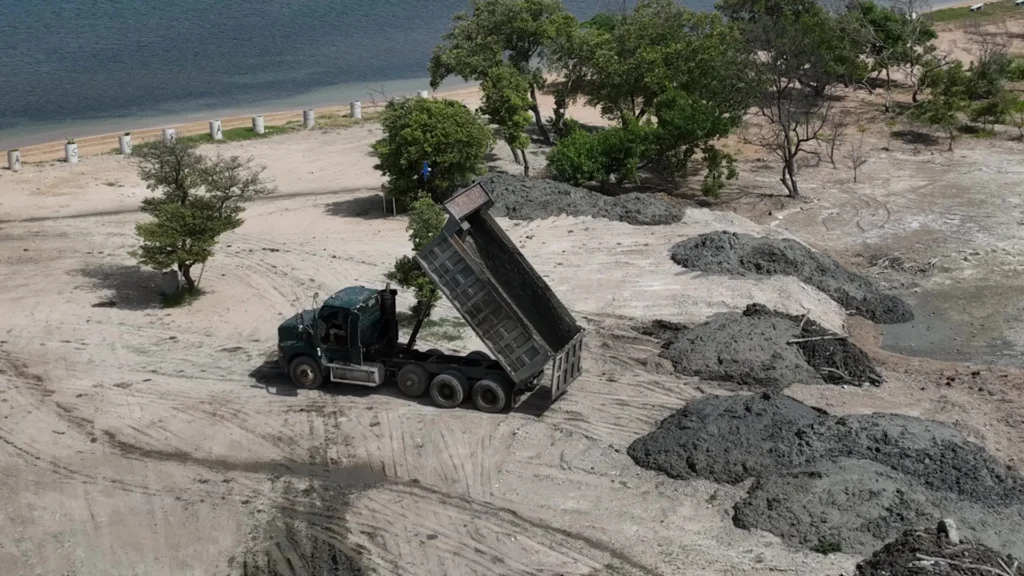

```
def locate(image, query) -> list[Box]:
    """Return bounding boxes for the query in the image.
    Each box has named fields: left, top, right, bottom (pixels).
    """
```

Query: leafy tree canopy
left=372, top=97, right=494, bottom=207
left=385, top=193, right=448, bottom=317
left=429, top=0, right=577, bottom=143
left=131, top=140, right=273, bottom=293
left=480, top=63, right=535, bottom=174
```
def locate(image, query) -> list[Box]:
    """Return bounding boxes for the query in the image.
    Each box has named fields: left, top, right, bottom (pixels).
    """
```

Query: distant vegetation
left=413, top=0, right=1024, bottom=198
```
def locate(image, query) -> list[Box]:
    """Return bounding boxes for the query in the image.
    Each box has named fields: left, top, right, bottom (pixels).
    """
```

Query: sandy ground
left=5, top=105, right=1024, bottom=575
left=5, top=15, right=1024, bottom=576
left=0, top=120, right=863, bottom=575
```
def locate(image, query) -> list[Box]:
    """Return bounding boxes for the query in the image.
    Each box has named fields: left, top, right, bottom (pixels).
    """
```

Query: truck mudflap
left=549, top=329, right=584, bottom=401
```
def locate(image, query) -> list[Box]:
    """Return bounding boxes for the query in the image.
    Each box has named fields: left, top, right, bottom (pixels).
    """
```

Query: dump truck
left=275, top=181, right=584, bottom=413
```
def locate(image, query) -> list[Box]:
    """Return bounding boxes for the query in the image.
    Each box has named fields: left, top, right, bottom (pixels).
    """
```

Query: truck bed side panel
left=464, top=211, right=582, bottom=353
left=417, top=232, right=550, bottom=384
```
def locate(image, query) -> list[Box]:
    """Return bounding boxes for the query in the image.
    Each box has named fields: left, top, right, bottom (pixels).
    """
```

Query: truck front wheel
left=430, top=371, right=467, bottom=409
left=289, top=356, right=323, bottom=390
left=397, top=364, right=429, bottom=397
left=472, top=379, right=508, bottom=413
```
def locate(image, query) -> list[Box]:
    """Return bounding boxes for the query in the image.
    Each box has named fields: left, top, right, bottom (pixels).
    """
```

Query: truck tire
left=424, top=348, right=444, bottom=358
left=289, top=356, right=323, bottom=390
left=430, top=371, right=467, bottom=409
left=396, top=364, right=429, bottom=398
left=472, top=379, right=508, bottom=413
left=466, top=350, right=491, bottom=361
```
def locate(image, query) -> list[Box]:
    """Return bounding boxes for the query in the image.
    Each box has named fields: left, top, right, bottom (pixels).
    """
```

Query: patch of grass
left=928, top=0, right=1020, bottom=24
left=161, top=288, right=204, bottom=308
left=812, top=536, right=843, bottom=555
left=109, top=112, right=379, bottom=157
left=133, top=124, right=297, bottom=153
left=396, top=311, right=467, bottom=343
left=959, top=124, right=998, bottom=137
left=313, top=111, right=381, bottom=129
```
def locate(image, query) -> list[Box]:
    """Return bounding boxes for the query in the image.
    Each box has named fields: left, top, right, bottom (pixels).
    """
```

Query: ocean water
left=0, top=0, right=714, bottom=149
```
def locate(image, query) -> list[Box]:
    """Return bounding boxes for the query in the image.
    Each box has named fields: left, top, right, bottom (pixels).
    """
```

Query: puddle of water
left=881, top=285, right=1024, bottom=367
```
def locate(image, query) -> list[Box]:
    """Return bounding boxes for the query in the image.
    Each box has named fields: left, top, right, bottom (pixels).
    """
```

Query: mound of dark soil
left=671, top=232, right=913, bottom=324
left=642, top=304, right=881, bottom=389
left=855, top=524, right=1019, bottom=576
left=627, top=393, right=1024, bottom=556
left=480, top=172, right=685, bottom=225
left=745, top=304, right=882, bottom=386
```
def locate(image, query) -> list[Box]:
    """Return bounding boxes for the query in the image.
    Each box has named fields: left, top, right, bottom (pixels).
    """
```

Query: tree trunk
left=510, top=144, right=522, bottom=165
left=521, top=148, right=530, bottom=177
left=783, top=158, right=799, bottom=198
left=528, top=85, right=552, bottom=145
left=911, top=82, right=921, bottom=103
left=180, top=263, right=196, bottom=292
left=884, top=69, right=892, bottom=113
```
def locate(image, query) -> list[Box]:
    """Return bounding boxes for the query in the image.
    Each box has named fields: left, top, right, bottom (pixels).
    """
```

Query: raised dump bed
left=416, top=181, right=585, bottom=401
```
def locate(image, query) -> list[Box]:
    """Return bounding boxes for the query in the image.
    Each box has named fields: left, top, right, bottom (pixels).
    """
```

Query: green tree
left=649, top=89, right=742, bottom=196
left=969, top=89, right=1015, bottom=133
left=429, top=0, right=577, bottom=145
left=385, top=194, right=448, bottom=317
left=1006, top=94, right=1024, bottom=139
left=582, top=0, right=751, bottom=127
left=131, top=140, right=274, bottom=293
left=480, top=64, right=534, bottom=176
left=914, top=61, right=971, bottom=151
left=547, top=119, right=656, bottom=189
left=372, top=98, right=494, bottom=207
left=850, top=0, right=940, bottom=109
left=552, top=0, right=751, bottom=194
left=546, top=128, right=601, bottom=186
left=547, top=17, right=601, bottom=137
left=744, top=12, right=837, bottom=198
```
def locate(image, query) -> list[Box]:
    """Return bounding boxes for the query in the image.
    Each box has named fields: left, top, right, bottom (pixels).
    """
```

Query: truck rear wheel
left=289, top=356, right=323, bottom=390
left=396, top=364, right=429, bottom=397
left=430, top=371, right=467, bottom=409
left=466, top=350, right=491, bottom=361
left=472, top=379, right=508, bottom=413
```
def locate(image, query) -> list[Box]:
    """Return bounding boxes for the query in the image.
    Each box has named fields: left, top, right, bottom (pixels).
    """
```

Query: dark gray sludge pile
left=671, top=232, right=913, bottom=324
left=640, top=304, right=882, bottom=389
left=627, top=393, right=1024, bottom=556
left=479, top=172, right=685, bottom=225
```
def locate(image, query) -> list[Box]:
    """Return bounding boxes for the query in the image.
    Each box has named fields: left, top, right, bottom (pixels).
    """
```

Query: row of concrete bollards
left=5, top=89, right=433, bottom=171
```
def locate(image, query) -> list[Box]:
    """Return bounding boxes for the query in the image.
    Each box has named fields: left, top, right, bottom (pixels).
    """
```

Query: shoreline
left=0, top=0, right=999, bottom=165
left=1, top=78, right=479, bottom=165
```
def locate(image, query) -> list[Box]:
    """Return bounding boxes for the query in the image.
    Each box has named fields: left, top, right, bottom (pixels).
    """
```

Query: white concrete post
left=65, top=141, right=79, bottom=164
left=252, top=115, right=265, bottom=134
left=162, top=128, right=176, bottom=142
left=417, top=90, right=430, bottom=99
left=209, top=119, right=223, bottom=141
left=119, top=133, right=132, bottom=155
left=7, top=149, right=21, bottom=172
left=303, top=109, right=315, bottom=129
left=350, top=101, right=362, bottom=120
